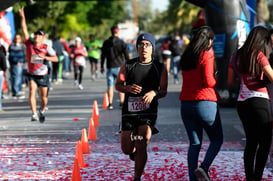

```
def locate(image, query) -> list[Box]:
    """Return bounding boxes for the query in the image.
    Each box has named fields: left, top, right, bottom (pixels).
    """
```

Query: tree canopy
left=11, top=0, right=272, bottom=43
left=13, top=1, right=129, bottom=41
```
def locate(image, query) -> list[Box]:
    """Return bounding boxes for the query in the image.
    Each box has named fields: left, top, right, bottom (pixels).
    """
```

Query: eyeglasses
left=137, top=43, right=152, bottom=48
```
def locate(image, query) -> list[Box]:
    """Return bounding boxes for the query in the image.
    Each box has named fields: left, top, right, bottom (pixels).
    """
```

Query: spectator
left=161, top=37, right=171, bottom=74
left=101, top=25, right=129, bottom=109
left=0, top=50, right=7, bottom=112
left=8, top=34, right=26, bottom=99
left=169, top=35, right=182, bottom=84
left=52, top=36, right=65, bottom=84
left=180, top=26, right=223, bottom=181
left=60, top=37, right=71, bottom=76
left=229, top=26, right=273, bottom=181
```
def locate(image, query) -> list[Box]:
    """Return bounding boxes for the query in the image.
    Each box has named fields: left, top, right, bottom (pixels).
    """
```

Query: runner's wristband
left=153, top=90, right=158, bottom=96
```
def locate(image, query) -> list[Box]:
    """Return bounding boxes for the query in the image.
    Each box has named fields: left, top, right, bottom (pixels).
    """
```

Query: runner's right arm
left=18, top=7, right=29, bottom=41
left=115, top=63, right=142, bottom=94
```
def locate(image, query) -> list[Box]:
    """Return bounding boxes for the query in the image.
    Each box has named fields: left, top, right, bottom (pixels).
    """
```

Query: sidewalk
left=0, top=68, right=272, bottom=180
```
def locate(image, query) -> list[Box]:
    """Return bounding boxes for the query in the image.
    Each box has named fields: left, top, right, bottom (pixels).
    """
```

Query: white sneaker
left=74, top=80, right=78, bottom=86
left=17, top=95, right=25, bottom=99
left=78, top=84, right=84, bottom=90
left=31, top=113, right=39, bottom=122
left=65, top=72, right=70, bottom=77
left=91, top=75, right=95, bottom=81
left=18, top=91, right=25, bottom=95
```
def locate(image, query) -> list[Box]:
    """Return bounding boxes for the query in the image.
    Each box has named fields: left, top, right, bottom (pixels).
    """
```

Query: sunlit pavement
left=0, top=67, right=273, bottom=180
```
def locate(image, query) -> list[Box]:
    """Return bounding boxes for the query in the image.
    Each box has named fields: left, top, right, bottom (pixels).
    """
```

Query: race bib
left=128, top=96, right=150, bottom=112
left=75, top=57, right=86, bottom=66
left=31, top=54, right=44, bottom=64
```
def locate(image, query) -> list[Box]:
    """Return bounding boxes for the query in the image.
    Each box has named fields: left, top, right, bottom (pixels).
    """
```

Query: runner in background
left=70, top=37, right=88, bottom=90
left=85, top=34, right=102, bottom=81
left=19, top=6, right=58, bottom=123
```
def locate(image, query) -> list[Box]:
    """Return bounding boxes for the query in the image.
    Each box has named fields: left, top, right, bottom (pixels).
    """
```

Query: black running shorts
left=28, top=74, right=49, bottom=87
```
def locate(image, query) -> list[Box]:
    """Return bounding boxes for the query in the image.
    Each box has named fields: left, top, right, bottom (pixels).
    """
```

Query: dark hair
left=269, top=28, right=273, bottom=35
left=34, top=29, right=45, bottom=36
left=180, top=26, right=214, bottom=70
left=238, top=26, right=272, bottom=76
left=111, top=25, right=119, bottom=35
left=89, top=34, right=95, bottom=38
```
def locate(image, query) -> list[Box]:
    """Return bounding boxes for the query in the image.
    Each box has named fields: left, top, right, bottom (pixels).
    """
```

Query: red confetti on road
left=0, top=135, right=272, bottom=180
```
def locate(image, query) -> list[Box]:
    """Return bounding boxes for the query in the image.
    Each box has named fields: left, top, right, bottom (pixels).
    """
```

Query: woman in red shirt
left=179, top=26, right=223, bottom=181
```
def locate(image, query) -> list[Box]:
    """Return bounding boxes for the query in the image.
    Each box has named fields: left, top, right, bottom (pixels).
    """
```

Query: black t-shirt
left=101, top=36, right=129, bottom=68
left=122, top=57, right=163, bottom=117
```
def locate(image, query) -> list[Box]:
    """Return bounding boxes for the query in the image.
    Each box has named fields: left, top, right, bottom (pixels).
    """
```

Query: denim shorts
left=28, top=74, right=49, bottom=87
left=106, top=67, right=120, bottom=87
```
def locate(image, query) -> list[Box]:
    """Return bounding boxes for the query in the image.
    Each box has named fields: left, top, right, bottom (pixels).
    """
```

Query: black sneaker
left=194, top=167, right=210, bottom=181
left=39, top=109, right=46, bottom=123
left=133, top=178, right=141, bottom=181
left=108, top=104, right=114, bottom=110
left=129, top=151, right=136, bottom=161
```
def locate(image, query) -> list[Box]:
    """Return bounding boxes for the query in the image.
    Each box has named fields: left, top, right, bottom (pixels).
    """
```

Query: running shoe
left=39, top=109, right=46, bottom=123
left=78, top=84, right=84, bottom=90
left=108, top=104, right=114, bottom=110
left=91, top=74, right=95, bottom=81
left=194, top=167, right=210, bottom=181
left=129, top=151, right=136, bottom=161
left=31, top=113, right=39, bottom=122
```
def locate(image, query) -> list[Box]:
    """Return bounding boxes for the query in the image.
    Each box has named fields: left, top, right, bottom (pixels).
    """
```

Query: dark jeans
left=171, top=55, right=180, bottom=80
left=237, top=98, right=272, bottom=181
left=181, top=100, right=223, bottom=181
left=10, top=64, right=23, bottom=96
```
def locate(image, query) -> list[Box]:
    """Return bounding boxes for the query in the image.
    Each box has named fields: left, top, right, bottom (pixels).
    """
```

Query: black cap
left=34, top=29, right=45, bottom=36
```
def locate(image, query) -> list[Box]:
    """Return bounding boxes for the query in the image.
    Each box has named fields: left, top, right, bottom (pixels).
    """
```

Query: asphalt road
left=0, top=65, right=272, bottom=180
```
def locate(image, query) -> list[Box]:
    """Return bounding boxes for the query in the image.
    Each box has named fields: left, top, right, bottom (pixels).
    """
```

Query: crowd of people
left=0, top=6, right=273, bottom=181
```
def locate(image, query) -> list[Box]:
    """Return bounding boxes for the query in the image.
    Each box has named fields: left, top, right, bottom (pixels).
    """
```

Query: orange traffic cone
left=75, top=141, right=86, bottom=168
left=92, top=100, right=100, bottom=127
left=81, top=128, right=90, bottom=154
left=103, top=92, right=109, bottom=109
left=71, top=158, right=82, bottom=181
left=88, top=117, right=97, bottom=140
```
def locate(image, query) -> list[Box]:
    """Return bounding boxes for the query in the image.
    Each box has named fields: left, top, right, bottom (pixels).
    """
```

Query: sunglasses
left=137, top=43, right=152, bottom=48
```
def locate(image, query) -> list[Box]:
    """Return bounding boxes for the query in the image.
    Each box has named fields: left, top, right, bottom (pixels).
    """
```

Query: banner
left=0, top=7, right=15, bottom=47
